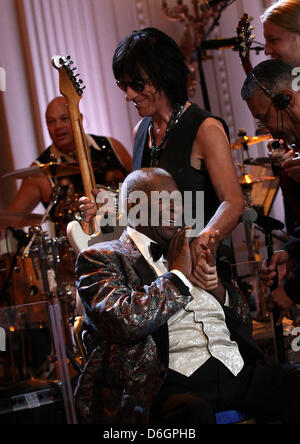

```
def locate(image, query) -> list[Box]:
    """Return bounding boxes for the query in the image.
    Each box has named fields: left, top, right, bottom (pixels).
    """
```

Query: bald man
left=5, top=96, right=132, bottom=232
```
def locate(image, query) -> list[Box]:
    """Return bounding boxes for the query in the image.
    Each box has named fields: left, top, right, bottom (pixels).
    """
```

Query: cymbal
left=1, top=162, right=100, bottom=180
left=0, top=212, right=44, bottom=229
left=239, top=174, right=276, bottom=186
left=231, top=134, right=272, bottom=151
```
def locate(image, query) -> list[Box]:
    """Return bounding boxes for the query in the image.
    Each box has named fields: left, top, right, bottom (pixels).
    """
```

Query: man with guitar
left=4, top=96, right=131, bottom=235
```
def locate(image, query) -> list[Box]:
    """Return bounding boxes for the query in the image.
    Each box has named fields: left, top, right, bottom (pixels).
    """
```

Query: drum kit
left=0, top=167, right=85, bottom=311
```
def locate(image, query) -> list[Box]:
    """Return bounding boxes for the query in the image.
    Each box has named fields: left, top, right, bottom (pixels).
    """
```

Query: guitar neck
left=68, top=106, right=97, bottom=201
left=242, top=58, right=253, bottom=76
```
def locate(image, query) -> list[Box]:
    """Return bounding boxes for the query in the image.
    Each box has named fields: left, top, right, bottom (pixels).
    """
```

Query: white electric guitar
left=52, top=55, right=123, bottom=254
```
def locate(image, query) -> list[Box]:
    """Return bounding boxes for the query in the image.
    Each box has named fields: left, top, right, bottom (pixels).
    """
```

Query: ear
left=281, top=89, right=295, bottom=108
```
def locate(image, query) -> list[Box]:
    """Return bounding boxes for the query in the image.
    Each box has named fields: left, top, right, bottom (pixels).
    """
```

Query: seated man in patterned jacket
left=75, top=167, right=300, bottom=425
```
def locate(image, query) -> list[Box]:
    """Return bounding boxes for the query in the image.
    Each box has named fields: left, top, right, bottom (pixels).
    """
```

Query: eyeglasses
left=115, top=78, right=151, bottom=92
left=255, top=101, right=273, bottom=129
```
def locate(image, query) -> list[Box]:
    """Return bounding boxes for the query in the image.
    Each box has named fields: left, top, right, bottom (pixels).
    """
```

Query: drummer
left=4, top=96, right=132, bottom=234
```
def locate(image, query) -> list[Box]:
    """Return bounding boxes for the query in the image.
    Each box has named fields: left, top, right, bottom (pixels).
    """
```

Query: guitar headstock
left=52, top=55, right=86, bottom=108
left=236, top=13, right=255, bottom=75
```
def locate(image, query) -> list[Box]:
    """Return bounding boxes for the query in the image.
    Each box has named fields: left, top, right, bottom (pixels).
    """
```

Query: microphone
left=7, top=226, right=31, bottom=247
left=201, top=37, right=238, bottom=51
left=241, top=208, right=284, bottom=232
left=241, top=207, right=257, bottom=224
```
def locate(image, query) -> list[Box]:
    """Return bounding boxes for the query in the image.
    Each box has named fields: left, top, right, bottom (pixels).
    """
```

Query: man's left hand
left=282, top=156, right=300, bottom=182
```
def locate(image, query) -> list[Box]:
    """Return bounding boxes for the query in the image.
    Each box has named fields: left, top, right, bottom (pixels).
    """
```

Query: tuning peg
left=249, top=25, right=255, bottom=31
left=242, top=51, right=247, bottom=58
left=250, top=35, right=255, bottom=40
left=77, top=85, right=86, bottom=96
left=240, top=42, right=246, bottom=48
left=239, top=32, right=245, bottom=38
left=248, top=16, right=254, bottom=22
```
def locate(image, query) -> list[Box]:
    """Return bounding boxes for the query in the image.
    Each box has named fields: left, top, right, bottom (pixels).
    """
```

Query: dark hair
left=241, top=59, right=294, bottom=101
left=112, top=27, right=189, bottom=108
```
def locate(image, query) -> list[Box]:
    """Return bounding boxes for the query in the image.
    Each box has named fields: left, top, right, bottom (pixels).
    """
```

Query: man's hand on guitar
left=79, top=188, right=99, bottom=222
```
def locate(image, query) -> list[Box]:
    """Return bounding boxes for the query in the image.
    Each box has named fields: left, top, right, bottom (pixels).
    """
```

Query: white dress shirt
left=127, top=227, right=244, bottom=377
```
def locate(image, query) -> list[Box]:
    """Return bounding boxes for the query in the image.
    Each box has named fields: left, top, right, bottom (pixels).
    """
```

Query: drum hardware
left=0, top=228, right=32, bottom=306
left=263, top=219, right=286, bottom=364
left=22, top=185, right=66, bottom=258
left=239, top=167, right=269, bottom=320
left=49, top=238, right=66, bottom=298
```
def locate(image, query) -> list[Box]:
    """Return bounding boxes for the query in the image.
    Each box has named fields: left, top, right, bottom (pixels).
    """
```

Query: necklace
left=149, top=104, right=184, bottom=167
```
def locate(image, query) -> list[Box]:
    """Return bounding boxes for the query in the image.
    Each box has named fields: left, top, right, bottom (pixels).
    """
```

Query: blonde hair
left=261, top=0, right=300, bottom=33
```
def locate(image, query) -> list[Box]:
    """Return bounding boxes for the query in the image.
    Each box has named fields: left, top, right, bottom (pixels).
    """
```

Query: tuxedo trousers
left=149, top=357, right=300, bottom=424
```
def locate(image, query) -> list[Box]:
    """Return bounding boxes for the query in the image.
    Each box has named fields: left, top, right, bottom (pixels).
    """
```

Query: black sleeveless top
left=132, top=103, right=230, bottom=227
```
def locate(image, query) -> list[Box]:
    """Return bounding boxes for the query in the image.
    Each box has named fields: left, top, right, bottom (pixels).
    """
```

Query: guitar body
left=67, top=221, right=124, bottom=254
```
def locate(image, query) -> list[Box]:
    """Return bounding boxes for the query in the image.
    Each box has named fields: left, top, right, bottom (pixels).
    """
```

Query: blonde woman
left=262, top=0, right=300, bottom=65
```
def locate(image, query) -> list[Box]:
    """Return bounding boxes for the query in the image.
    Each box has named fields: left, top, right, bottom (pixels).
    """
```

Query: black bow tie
left=149, top=242, right=168, bottom=262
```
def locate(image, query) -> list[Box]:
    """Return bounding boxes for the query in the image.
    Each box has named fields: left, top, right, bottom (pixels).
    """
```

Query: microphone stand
left=264, top=228, right=286, bottom=364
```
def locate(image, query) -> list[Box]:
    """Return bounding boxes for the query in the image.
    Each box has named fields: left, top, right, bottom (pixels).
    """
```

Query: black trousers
left=149, top=358, right=300, bottom=424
